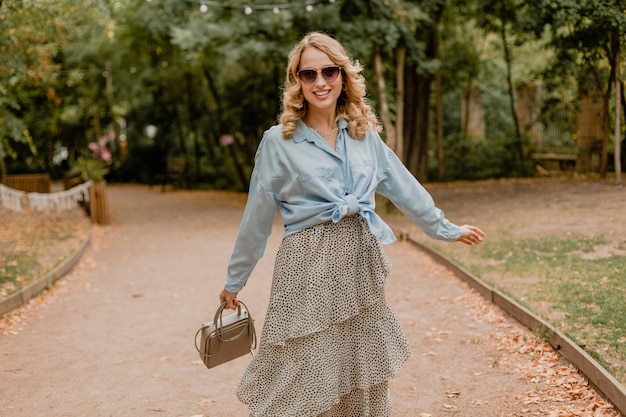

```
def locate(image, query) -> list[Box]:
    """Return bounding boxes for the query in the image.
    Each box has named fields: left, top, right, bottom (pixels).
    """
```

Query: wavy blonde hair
left=279, top=32, right=381, bottom=140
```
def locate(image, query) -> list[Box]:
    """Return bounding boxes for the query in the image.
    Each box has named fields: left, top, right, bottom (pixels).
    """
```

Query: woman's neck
left=304, top=111, right=336, bottom=131
left=304, top=111, right=339, bottom=150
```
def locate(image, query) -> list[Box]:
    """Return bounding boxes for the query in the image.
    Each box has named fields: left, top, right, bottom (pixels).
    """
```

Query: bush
left=430, top=131, right=534, bottom=181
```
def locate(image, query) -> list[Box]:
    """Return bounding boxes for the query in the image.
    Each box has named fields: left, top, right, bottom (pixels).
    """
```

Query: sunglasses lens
left=298, top=67, right=341, bottom=84
left=322, top=67, right=340, bottom=81
left=298, top=70, right=317, bottom=84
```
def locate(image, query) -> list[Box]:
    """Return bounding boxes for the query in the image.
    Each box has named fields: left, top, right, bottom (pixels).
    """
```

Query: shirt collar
left=292, top=118, right=348, bottom=144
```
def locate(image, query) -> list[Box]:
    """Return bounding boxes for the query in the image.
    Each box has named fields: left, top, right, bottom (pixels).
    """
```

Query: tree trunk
left=600, top=87, right=614, bottom=177
left=434, top=34, right=445, bottom=180
left=614, top=44, right=622, bottom=184
left=588, top=62, right=614, bottom=177
left=185, top=73, right=201, bottom=183
left=600, top=94, right=611, bottom=178
left=173, top=105, right=188, bottom=155
left=500, top=21, right=524, bottom=161
left=402, top=2, right=445, bottom=182
left=394, top=47, right=406, bottom=162
left=203, top=66, right=249, bottom=191
left=404, top=61, right=432, bottom=182
left=373, top=43, right=396, bottom=148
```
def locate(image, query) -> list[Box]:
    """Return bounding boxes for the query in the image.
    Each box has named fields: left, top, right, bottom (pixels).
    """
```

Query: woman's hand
left=457, top=225, right=485, bottom=246
left=219, top=288, right=239, bottom=310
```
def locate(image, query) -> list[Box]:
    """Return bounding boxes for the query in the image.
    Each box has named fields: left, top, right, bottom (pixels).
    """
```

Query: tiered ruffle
left=237, top=217, right=411, bottom=417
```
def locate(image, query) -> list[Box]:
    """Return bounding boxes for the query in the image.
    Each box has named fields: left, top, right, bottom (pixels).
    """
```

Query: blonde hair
left=279, top=32, right=381, bottom=139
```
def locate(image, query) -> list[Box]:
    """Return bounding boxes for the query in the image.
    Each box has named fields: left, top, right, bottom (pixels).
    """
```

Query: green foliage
left=0, top=0, right=113, bottom=177
left=431, top=130, right=533, bottom=180
left=0, top=0, right=622, bottom=186
left=70, top=157, right=109, bottom=183
left=523, top=0, right=625, bottom=113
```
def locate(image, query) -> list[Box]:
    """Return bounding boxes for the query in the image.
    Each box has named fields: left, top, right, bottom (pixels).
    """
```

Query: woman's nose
left=314, top=73, right=326, bottom=86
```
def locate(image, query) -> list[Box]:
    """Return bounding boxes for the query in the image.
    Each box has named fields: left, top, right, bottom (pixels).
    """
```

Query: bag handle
left=194, top=300, right=257, bottom=356
left=214, top=300, right=253, bottom=342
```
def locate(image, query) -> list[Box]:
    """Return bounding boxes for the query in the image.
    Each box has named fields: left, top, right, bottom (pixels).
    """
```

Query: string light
left=183, top=0, right=331, bottom=14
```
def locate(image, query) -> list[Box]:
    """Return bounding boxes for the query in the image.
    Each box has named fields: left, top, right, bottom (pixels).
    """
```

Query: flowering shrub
left=88, top=130, right=114, bottom=165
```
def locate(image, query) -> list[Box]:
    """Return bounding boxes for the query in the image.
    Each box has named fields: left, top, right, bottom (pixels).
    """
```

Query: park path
left=0, top=184, right=618, bottom=417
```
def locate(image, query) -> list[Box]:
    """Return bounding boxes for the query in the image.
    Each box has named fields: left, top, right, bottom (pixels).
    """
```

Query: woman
left=219, top=31, right=485, bottom=417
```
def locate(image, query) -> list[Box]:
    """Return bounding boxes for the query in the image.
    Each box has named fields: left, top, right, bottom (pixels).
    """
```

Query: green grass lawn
left=396, top=224, right=626, bottom=385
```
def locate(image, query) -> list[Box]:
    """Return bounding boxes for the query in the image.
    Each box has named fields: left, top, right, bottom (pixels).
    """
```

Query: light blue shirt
left=224, top=119, right=462, bottom=292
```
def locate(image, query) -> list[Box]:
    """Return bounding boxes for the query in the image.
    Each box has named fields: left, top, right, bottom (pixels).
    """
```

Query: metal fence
left=531, top=108, right=578, bottom=156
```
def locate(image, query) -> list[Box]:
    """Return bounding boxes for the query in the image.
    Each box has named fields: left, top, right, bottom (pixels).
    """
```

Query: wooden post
left=89, top=182, right=110, bottom=225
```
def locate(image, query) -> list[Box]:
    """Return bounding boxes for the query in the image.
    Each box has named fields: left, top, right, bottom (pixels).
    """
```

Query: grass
left=0, top=253, right=40, bottom=296
left=0, top=206, right=90, bottom=299
left=420, top=234, right=626, bottom=384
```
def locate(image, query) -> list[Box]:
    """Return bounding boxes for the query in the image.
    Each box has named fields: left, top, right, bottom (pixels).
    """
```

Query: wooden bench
left=3, top=173, right=51, bottom=193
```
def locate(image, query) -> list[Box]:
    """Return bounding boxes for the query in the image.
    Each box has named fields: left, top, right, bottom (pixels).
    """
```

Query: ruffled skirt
left=237, top=216, right=411, bottom=417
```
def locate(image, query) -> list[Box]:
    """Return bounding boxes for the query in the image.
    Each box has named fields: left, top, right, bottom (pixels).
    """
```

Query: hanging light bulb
left=181, top=0, right=337, bottom=14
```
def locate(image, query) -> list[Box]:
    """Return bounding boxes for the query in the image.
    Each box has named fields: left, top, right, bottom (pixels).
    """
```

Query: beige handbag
left=195, top=300, right=257, bottom=369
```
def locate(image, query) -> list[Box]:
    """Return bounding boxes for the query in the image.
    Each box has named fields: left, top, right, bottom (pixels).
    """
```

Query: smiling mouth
left=314, top=91, right=330, bottom=97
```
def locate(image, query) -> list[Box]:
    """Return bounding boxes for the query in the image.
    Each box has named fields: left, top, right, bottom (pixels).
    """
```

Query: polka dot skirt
left=236, top=216, right=411, bottom=417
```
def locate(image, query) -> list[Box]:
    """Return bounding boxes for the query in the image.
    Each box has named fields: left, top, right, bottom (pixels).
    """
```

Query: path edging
left=0, top=223, right=92, bottom=316
left=393, top=228, right=626, bottom=416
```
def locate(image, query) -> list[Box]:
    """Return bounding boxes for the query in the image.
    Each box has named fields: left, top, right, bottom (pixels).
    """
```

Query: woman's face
left=298, top=47, right=342, bottom=115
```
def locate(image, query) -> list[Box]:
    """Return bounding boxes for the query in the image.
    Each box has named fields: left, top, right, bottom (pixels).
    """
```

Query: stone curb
left=0, top=222, right=92, bottom=317
left=393, top=228, right=626, bottom=416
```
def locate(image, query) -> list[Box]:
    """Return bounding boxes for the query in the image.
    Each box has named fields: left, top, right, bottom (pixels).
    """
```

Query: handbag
left=195, top=300, right=257, bottom=369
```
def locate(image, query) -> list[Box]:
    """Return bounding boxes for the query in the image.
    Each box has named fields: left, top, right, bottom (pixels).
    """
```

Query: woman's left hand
left=457, top=225, right=485, bottom=246
left=219, top=288, right=239, bottom=310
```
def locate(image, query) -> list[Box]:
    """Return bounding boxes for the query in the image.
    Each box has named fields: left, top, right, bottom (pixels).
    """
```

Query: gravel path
left=0, top=184, right=619, bottom=417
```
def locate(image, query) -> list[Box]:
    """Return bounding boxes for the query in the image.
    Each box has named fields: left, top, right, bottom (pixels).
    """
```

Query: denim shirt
left=224, top=119, right=461, bottom=292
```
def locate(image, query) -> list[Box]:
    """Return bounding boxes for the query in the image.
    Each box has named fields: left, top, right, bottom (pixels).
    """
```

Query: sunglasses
left=297, top=66, right=341, bottom=85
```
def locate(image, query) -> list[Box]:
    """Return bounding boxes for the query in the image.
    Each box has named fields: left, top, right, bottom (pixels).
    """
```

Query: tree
left=526, top=0, right=626, bottom=176
left=0, top=0, right=52, bottom=177
left=337, top=0, right=439, bottom=181
left=169, top=0, right=309, bottom=190
left=0, top=0, right=112, bottom=177
left=3, top=0, right=620, bottom=188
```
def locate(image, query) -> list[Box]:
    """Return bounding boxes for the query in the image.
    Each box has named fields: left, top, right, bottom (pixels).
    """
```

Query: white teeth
left=314, top=91, right=330, bottom=96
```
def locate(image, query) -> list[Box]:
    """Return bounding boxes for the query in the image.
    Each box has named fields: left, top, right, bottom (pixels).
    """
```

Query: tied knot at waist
left=329, top=193, right=397, bottom=244
left=331, top=194, right=361, bottom=223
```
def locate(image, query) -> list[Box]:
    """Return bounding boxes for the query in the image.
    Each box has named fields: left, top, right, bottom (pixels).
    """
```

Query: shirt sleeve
left=376, top=144, right=462, bottom=242
left=224, top=144, right=280, bottom=293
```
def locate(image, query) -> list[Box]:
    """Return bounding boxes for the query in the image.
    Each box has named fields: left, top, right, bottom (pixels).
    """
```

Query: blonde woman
left=219, top=31, right=485, bottom=417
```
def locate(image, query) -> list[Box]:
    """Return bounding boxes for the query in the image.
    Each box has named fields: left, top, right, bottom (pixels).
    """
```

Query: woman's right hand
left=219, top=288, right=239, bottom=310
left=457, top=224, right=485, bottom=246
